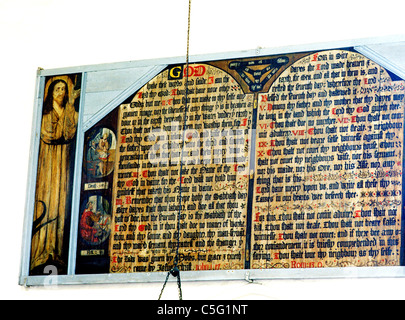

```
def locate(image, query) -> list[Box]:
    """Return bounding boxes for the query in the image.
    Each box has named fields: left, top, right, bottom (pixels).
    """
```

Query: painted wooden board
left=27, top=48, right=405, bottom=277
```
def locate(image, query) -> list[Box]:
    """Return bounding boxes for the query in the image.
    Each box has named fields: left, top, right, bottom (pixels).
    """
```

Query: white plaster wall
left=3, top=0, right=405, bottom=300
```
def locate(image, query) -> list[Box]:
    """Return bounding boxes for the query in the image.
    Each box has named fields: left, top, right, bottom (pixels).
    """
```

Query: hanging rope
left=159, top=0, right=192, bottom=301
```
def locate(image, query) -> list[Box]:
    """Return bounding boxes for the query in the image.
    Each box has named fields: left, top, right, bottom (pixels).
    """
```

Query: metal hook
left=245, top=271, right=254, bottom=283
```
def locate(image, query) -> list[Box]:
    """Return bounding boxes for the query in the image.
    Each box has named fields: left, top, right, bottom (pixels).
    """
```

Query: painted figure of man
left=30, top=76, right=80, bottom=274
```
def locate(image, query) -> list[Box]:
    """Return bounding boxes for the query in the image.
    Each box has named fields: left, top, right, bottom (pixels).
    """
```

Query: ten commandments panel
left=73, top=49, right=405, bottom=275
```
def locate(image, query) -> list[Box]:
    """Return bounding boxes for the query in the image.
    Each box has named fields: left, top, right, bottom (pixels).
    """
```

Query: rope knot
left=170, top=266, right=180, bottom=277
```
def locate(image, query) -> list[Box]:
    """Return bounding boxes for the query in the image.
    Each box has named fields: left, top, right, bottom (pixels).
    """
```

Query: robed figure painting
left=30, top=74, right=81, bottom=275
